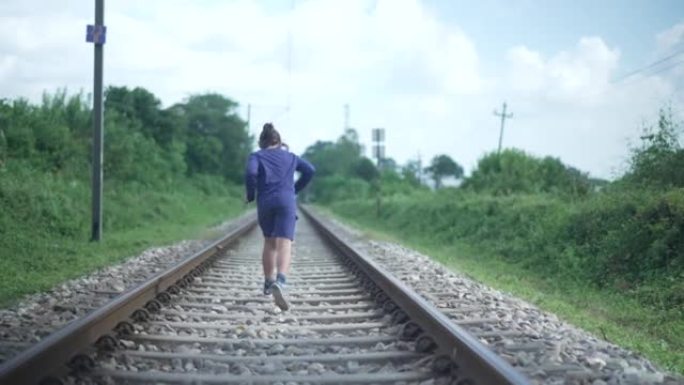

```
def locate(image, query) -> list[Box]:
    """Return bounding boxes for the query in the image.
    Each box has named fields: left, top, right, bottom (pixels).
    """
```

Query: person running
left=244, top=123, right=315, bottom=310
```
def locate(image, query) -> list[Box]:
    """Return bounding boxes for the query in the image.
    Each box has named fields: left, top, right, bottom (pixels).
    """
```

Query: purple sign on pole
left=86, top=25, right=107, bottom=44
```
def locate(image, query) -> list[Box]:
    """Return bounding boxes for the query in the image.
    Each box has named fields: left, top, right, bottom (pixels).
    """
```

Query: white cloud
left=497, top=37, right=682, bottom=180
left=507, top=46, right=547, bottom=94
left=507, top=37, right=620, bottom=104
left=0, top=1, right=682, bottom=180
left=499, top=35, right=681, bottom=178
left=0, top=0, right=481, bottom=104
left=0, top=55, right=17, bottom=79
left=656, top=21, right=684, bottom=53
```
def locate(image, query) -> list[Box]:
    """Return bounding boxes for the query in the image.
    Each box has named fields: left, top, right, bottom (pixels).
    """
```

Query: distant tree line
left=320, top=108, right=684, bottom=315
left=0, top=87, right=252, bottom=186
left=300, top=127, right=596, bottom=203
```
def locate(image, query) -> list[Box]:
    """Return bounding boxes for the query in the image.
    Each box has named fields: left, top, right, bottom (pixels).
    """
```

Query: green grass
left=319, top=208, right=684, bottom=375
left=0, top=171, right=246, bottom=306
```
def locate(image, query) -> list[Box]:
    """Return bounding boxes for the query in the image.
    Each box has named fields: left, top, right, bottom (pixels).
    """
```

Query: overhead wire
left=606, top=44, right=684, bottom=105
left=287, top=0, right=294, bottom=113
left=248, top=1, right=296, bottom=126
left=612, top=43, right=684, bottom=85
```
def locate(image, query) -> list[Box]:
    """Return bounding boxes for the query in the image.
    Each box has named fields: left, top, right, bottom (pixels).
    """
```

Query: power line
left=277, top=0, right=295, bottom=130
left=286, top=0, right=294, bottom=112
left=614, top=58, right=684, bottom=90
left=645, top=58, right=684, bottom=77
left=613, top=47, right=684, bottom=83
left=244, top=104, right=290, bottom=129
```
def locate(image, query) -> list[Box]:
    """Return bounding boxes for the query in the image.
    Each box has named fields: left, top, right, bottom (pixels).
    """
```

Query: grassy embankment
left=323, top=188, right=684, bottom=374
left=0, top=165, right=245, bottom=306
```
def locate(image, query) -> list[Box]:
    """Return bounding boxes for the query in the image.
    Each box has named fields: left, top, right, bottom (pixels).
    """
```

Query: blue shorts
left=257, top=203, right=297, bottom=240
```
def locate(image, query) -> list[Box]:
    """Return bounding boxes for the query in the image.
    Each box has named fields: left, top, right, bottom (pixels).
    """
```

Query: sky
left=1, top=1, right=683, bottom=179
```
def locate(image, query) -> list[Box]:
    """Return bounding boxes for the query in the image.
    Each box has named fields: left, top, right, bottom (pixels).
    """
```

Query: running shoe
left=271, top=282, right=290, bottom=311
left=263, top=279, right=275, bottom=295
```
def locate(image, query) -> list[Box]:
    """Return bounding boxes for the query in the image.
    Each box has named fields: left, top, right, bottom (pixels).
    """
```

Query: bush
left=329, top=187, right=684, bottom=311
left=462, top=149, right=591, bottom=196
left=564, top=188, right=684, bottom=296
left=310, top=175, right=370, bottom=204
left=103, top=112, right=178, bottom=185
left=0, top=164, right=88, bottom=239
left=623, top=108, right=684, bottom=188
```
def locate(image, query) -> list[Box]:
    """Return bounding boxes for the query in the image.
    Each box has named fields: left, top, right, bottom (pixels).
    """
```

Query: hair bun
left=258, top=122, right=281, bottom=149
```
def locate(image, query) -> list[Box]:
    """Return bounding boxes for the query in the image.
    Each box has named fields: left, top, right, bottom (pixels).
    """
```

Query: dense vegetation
left=0, top=87, right=252, bottom=183
left=0, top=82, right=681, bottom=371
left=0, top=88, right=251, bottom=304
left=303, top=109, right=683, bottom=372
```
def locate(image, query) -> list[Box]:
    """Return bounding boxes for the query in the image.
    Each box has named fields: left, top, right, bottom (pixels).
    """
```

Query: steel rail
left=300, top=205, right=531, bottom=385
left=0, top=213, right=257, bottom=385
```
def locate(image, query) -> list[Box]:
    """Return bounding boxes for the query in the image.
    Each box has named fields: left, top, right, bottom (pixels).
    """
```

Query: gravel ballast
left=0, top=212, right=252, bottom=364
left=1, top=209, right=681, bottom=385
left=321, top=214, right=682, bottom=385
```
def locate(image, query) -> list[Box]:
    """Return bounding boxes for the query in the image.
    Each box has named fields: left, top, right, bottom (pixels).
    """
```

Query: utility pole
left=372, top=128, right=385, bottom=167
left=493, top=102, right=513, bottom=154
left=87, top=0, right=106, bottom=241
left=247, top=103, right=251, bottom=132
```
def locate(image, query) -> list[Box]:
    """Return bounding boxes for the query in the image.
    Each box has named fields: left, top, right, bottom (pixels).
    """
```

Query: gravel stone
left=6, top=211, right=680, bottom=385
left=322, top=215, right=683, bottom=385
left=0, top=212, right=254, bottom=365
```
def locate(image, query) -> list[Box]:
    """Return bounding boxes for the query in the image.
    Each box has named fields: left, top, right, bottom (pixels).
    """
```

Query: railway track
left=0, top=207, right=529, bottom=385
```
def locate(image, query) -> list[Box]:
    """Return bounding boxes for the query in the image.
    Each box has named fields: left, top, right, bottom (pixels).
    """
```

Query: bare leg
left=275, top=237, right=292, bottom=276
left=262, top=237, right=277, bottom=279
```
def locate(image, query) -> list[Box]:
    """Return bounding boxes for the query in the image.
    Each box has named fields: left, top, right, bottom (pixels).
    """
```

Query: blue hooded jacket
left=245, top=147, right=315, bottom=207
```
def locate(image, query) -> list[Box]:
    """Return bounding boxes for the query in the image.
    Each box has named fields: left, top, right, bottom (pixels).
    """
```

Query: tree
left=378, top=157, right=398, bottom=172
left=301, top=129, right=367, bottom=202
left=106, top=86, right=183, bottom=148
left=401, top=159, right=423, bottom=186
left=353, top=157, right=379, bottom=182
left=462, top=149, right=590, bottom=196
left=302, top=129, right=363, bottom=178
left=180, top=93, right=251, bottom=182
left=425, top=154, right=463, bottom=189
left=3, top=99, right=36, bottom=159
left=0, top=100, right=8, bottom=167
left=103, top=111, right=171, bottom=184
left=34, top=91, right=86, bottom=171
left=624, top=107, right=684, bottom=187
left=0, top=127, right=6, bottom=167
left=302, top=140, right=338, bottom=178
